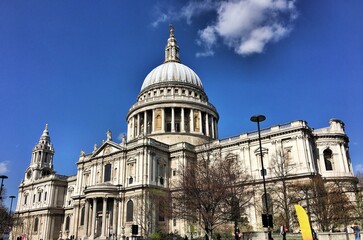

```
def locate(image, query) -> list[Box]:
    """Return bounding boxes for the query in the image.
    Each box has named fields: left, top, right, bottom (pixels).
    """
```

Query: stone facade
left=13, top=26, right=357, bottom=240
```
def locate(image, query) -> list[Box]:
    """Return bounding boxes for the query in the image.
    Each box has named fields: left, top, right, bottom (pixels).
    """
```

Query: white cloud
left=237, top=24, right=290, bottom=55
left=355, top=164, right=363, bottom=174
left=180, top=0, right=217, bottom=24
left=155, top=0, right=298, bottom=56
left=196, top=26, right=216, bottom=57
left=152, top=13, right=170, bottom=28
left=196, top=50, right=215, bottom=58
left=0, top=161, right=9, bottom=174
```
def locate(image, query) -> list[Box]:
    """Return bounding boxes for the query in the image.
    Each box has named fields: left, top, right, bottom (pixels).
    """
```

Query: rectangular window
left=104, top=164, right=112, bottom=182
left=24, top=195, right=28, bottom=205
left=33, top=194, right=36, bottom=203
left=38, top=192, right=42, bottom=202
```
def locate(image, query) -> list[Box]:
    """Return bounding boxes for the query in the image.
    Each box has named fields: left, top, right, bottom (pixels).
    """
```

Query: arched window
left=126, top=200, right=134, bottom=222
left=65, top=216, right=70, bottom=231
left=104, top=164, right=112, bottom=182
left=324, top=149, right=333, bottom=171
left=34, top=217, right=39, bottom=232
left=80, top=207, right=85, bottom=226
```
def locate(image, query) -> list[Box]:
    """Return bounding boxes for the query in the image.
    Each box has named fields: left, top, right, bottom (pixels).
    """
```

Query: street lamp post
left=0, top=175, right=8, bottom=200
left=250, top=115, right=272, bottom=240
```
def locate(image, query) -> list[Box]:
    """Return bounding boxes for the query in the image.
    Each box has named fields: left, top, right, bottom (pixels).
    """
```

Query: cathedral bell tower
left=25, top=124, right=55, bottom=181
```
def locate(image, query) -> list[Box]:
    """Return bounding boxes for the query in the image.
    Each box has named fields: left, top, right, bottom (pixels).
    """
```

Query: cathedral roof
left=140, top=25, right=204, bottom=92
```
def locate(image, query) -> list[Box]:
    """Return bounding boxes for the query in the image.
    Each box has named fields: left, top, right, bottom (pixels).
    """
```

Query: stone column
left=152, top=109, right=155, bottom=133
left=205, top=113, right=209, bottom=136
left=44, top=214, right=50, bottom=240
left=181, top=108, right=185, bottom=132
left=132, top=117, right=136, bottom=139
left=117, top=199, right=123, bottom=239
left=113, top=199, right=117, bottom=236
left=171, top=107, right=175, bottom=132
left=90, top=198, right=97, bottom=239
left=199, top=111, right=203, bottom=134
left=190, top=109, right=194, bottom=133
left=340, top=144, right=348, bottom=173
left=144, top=111, right=147, bottom=135
left=211, top=117, right=215, bottom=138
left=101, top=198, right=107, bottom=237
left=161, top=108, right=165, bottom=132
left=84, top=200, right=90, bottom=237
left=137, top=114, right=140, bottom=137
left=215, top=118, right=219, bottom=139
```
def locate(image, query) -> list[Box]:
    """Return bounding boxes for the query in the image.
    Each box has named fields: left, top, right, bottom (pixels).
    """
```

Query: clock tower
left=25, top=124, right=55, bottom=182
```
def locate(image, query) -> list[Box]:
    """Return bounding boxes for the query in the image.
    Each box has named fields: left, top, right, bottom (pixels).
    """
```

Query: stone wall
left=318, top=232, right=360, bottom=240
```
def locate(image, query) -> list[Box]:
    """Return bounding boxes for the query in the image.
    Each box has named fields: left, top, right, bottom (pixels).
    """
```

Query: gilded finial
left=169, top=24, right=174, bottom=38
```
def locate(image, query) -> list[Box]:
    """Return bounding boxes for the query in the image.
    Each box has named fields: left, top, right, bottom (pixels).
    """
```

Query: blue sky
left=0, top=0, right=362, bottom=209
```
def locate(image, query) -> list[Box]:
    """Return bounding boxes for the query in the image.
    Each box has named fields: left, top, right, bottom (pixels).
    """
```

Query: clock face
left=27, top=170, right=32, bottom=179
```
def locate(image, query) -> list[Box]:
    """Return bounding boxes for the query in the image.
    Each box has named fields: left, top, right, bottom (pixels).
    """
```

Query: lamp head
left=250, top=115, right=266, bottom=123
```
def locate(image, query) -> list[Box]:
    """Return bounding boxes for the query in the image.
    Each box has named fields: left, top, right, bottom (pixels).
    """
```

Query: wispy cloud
left=355, top=164, right=363, bottom=174
left=180, top=0, right=218, bottom=24
left=152, top=13, right=170, bottom=28
left=153, top=0, right=298, bottom=57
left=0, top=161, right=9, bottom=174
left=196, top=26, right=217, bottom=57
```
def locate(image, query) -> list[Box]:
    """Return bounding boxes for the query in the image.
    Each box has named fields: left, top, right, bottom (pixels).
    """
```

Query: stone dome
left=140, top=25, right=204, bottom=93
left=127, top=25, right=219, bottom=146
left=140, top=61, right=203, bottom=92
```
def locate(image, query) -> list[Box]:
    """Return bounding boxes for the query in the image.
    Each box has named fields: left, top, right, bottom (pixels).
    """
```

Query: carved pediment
left=91, top=142, right=124, bottom=158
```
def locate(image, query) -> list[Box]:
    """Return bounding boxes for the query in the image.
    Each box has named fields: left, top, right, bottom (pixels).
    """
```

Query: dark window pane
left=104, top=164, right=112, bottom=182
left=126, top=200, right=133, bottom=222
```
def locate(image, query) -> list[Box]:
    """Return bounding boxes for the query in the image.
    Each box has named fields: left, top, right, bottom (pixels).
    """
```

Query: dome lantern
left=164, top=24, right=180, bottom=63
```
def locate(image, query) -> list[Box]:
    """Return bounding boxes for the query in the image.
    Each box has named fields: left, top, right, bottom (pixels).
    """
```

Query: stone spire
left=164, top=24, right=181, bottom=63
left=40, top=123, right=50, bottom=144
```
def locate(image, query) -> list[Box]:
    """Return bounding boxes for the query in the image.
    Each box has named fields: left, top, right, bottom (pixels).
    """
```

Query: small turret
left=329, top=118, right=345, bottom=133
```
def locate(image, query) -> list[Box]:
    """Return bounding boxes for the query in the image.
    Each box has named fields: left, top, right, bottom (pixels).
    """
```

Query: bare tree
left=291, top=175, right=329, bottom=231
left=292, top=175, right=355, bottom=232
left=353, top=173, right=363, bottom=227
left=0, top=203, right=10, bottom=236
left=269, top=150, right=297, bottom=229
left=134, top=188, right=171, bottom=238
left=325, top=180, right=355, bottom=239
left=172, top=150, right=253, bottom=240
